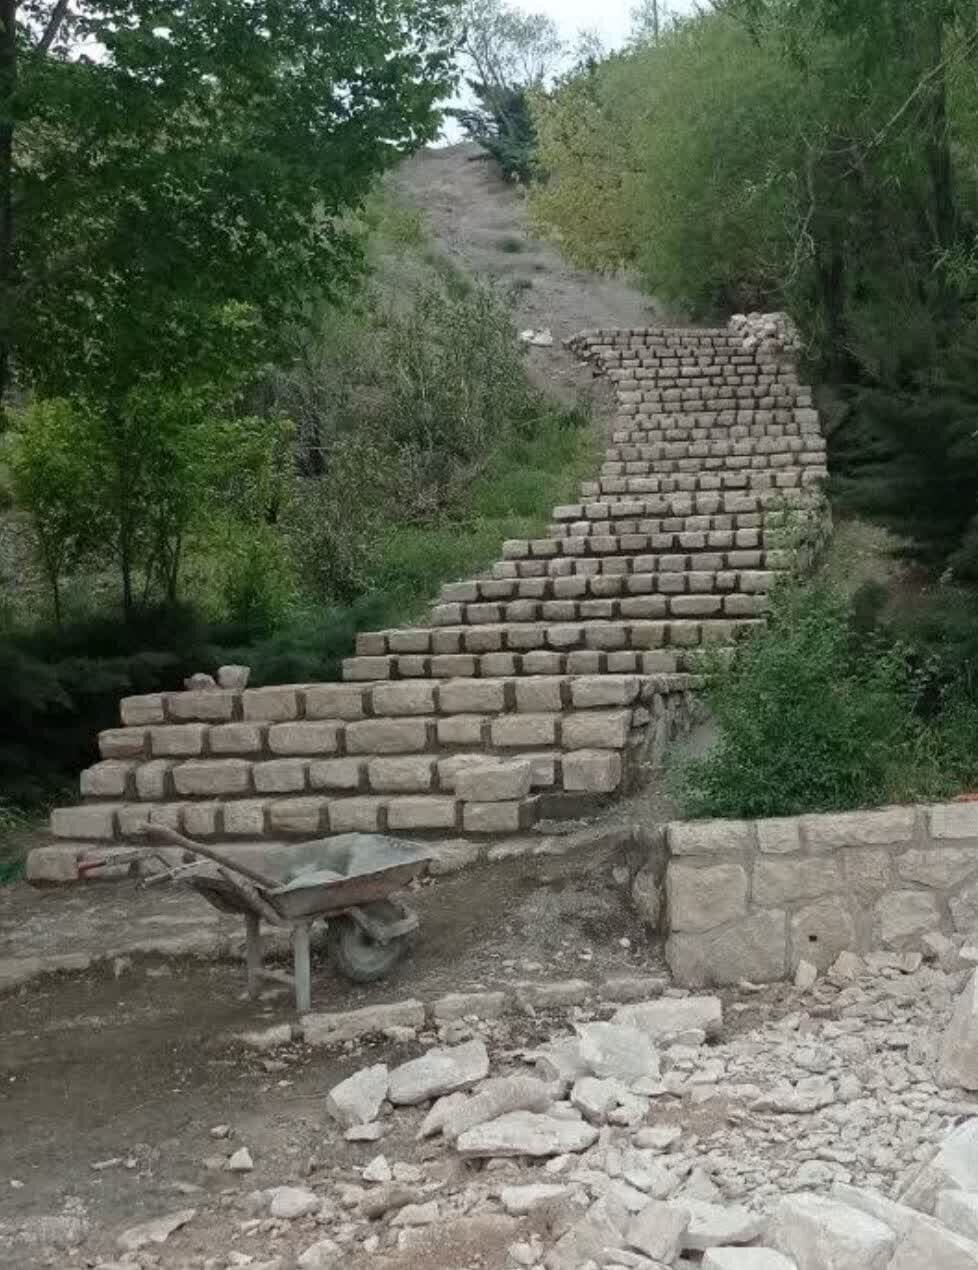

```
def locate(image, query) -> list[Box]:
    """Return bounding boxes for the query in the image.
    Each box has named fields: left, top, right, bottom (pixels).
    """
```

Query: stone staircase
left=35, top=315, right=826, bottom=878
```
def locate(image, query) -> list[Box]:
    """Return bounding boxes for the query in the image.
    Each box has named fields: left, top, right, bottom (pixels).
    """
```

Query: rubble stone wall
left=664, top=802, right=978, bottom=987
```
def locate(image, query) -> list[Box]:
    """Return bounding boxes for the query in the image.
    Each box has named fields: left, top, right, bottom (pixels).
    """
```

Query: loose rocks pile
left=15, top=951, right=978, bottom=1269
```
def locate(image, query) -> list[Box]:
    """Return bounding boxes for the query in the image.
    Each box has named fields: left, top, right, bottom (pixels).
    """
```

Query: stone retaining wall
left=664, top=802, right=978, bottom=986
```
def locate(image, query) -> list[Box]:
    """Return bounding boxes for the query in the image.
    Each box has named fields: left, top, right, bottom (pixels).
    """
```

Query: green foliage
left=10, top=0, right=460, bottom=406
left=454, top=84, right=539, bottom=183
left=678, top=583, right=927, bottom=819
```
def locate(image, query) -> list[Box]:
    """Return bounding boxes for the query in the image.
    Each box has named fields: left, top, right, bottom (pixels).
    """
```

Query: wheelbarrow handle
left=134, top=825, right=281, bottom=890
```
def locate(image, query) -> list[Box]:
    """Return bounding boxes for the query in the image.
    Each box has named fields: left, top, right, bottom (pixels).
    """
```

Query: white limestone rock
left=625, top=1199, right=690, bottom=1262
left=388, top=1038, right=489, bottom=1106
left=457, top=1110, right=598, bottom=1158
left=499, top=1184, right=570, bottom=1215
left=117, top=1209, right=196, bottom=1252
left=938, top=1191, right=978, bottom=1243
left=268, top=1187, right=323, bottom=1219
left=703, top=1252, right=799, bottom=1270
left=887, top=1217, right=978, bottom=1268
left=577, top=1021, right=660, bottom=1085
left=681, top=1200, right=766, bottom=1251
left=326, top=1063, right=389, bottom=1127
left=613, top=996, right=723, bottom=1043
left=900, top=1119, right=978, bottom=1214
left=421, top=1076, right=553, bottom=1142
left=770, top=1194, right=897, bottom=1270
left=941, top=970, right=978, bottom=1091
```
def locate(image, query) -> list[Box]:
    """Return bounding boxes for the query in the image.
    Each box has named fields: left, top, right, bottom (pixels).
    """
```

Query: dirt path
left=394, top=143, right=666, bottom=410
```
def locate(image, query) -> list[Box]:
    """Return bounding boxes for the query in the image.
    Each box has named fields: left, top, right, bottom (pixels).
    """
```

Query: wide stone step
left=78, top=742, right=629, bottom=808
left=344, top=620, right=760, bottom=680
left=51, top=789, right=544, bottom=842
left=550, top=489, right=814, bottom=523
left=612, top=420, right=821, bottom=444
left=491, top=548, right=790, bottom=581
left=582, top=468, right=825, bottom=497
left=441, top=563, right=786, bottom=604
left=604, top=436, right=827, bottom=466
left=431, top=579, right=775, bottom=627
left=504, top=520, right=804, bottom=561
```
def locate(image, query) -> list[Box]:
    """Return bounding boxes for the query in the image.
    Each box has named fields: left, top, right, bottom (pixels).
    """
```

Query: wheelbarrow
left=80, top=826, right=432, bottom=1012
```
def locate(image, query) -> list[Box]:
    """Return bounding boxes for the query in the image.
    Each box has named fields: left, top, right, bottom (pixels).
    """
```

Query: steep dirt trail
left=393, top=143, right=665, bottom=409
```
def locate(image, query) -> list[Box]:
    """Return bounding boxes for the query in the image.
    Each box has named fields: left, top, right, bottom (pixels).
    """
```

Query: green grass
left=0, top=802, right=40, bottom=884
left=364, top=407, right=596, bottom=625
left=496, top=236, right=527, bottom=254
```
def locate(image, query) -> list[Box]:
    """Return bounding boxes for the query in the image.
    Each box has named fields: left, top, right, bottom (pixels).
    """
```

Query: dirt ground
left=0, top=850, right=674, bottom=1267
left=394, top=143, right=669, bottom=412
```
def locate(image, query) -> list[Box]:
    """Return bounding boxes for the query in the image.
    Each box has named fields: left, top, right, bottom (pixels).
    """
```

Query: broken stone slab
left=431, top=990, right=508, bottom=1022
left=457, top=1110, right=599, bottom=1158
left=362, top=1154, right=392, bottom=1183
left=544, top=1196, right=629, bottom=1270
left=391, top=1200, right=440, bottom=1227
left=302, top=1000, right=425, bottom=1046
left=751, top=1076, right=835, bottom=1115
left=325, top=1063, right=389, bottom=1127
left=345, top=1122, right=385, bottom=1142
left=297, top=1239, right=340, bottom=1269
left=359, top=1183, right=420, bottom=1220
left=625, top=1199, right=690, bottom=1262
left=577, top=1021, right=661, bottom=1084
left=634, top=1126, right=683, bottom=1153
left=528, top=1035, right=591, bottom=1090
left=770, top=1194, right=897, bottom=1270
left=572, top=1076, right=631, bottom=1124
left=600, top=975, right=670, bottom=1003
left=388, top=1038, right=489, bottom=1106
left=227, top=1147, right=254, bottom=1172
left=794, top=960, right=818, bottom=990
left=887, top=1217, right=978, bottom=1268
left=422, top=1075, right=554, bottom=1141
left=680, top=1201, right=766, bottom=1252
left=899, top=1119, right=978, bottom=1214
left=703, top=1252, right=799, bottom=1270
left=17, top=1215, right=90, bottom=1249
left=516, top=979, right=592, bottom=1009
left=941, top=970, right=978, bottom=1092
left=500, top=1184, right=570, bottom=1215
left=937, top=1190, right=978, bottom=1243
left=613, top=997, right=723, bottom=1043
left=117, top=1209, right=196, bottom=1252
left=267, top=1187, right=323, bottom=1219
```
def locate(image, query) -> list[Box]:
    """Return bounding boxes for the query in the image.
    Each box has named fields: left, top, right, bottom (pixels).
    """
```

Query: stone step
left=502, top=526, right=795, bottom=560
left=553, top=488, right=814, bottom=522
left=441, top=563, right=786, bottom=604
left=345, top=619, right=761, bottom=679
left=612, top=421, right=821, bottom=443
left=51, top=790, right=545, bottom=842
left=490, top=548, right=791, bottom=581
left=581, top=468, right=825, bottom=497
left=431, top=579, right=775, bottom=627
left=604, top=436, right=827, bottom=465
left=111, top=673, right=691, bottom=733
left=79, top=742, right=629, bottom=808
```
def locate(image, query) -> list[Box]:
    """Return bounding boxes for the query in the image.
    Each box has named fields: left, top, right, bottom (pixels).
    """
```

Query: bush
left=677, top=583, right=927, bottom=819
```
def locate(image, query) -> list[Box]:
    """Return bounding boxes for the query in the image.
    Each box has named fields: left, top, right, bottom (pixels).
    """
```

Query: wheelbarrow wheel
left=327, top=902, right=413, bottom=984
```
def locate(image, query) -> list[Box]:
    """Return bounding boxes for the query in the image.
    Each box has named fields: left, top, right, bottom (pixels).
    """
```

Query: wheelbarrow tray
left=184, top=834, right=432, bottom=923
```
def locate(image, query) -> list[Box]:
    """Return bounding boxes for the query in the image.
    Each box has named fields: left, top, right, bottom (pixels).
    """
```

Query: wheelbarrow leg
left=292, top=922, right=312, bottom=1013
left=245, top=912, right=262, bottom=999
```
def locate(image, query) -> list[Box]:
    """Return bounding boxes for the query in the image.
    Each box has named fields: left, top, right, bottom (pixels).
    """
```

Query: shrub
left=677, top=582, right=926, bottom=819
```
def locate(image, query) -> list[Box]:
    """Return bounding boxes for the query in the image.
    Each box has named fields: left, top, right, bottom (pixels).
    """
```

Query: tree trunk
left=924, top=11, right=956, bottom=251
left=0, top=0, right=16, bottom=405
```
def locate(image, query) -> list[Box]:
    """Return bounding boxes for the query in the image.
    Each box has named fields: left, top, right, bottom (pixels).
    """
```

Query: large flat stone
left=667, top=819, right=755, bottom=856
left=703, top=1252, right=799, bottom=1270
left=325, top=1064, right=389, bottom=1128
left=941, top=970, right=978, bottom=1091
left=626, top=1199, right=689, bottom=1262
left=668, top=862, right=748, bottom=932
left=668, top=911, right=787, bottom=986
left=900, top=1120, right=978, bottom=1214
left=876, top=890, right=942, bottom=948
left=771, top=1194, right=896, bottom=1270
left=613, top=996, right=723, bottom=1042
left=302, top=1000, right=425, bottom=1046
left=456, top=1110, right=598, bottom=1158
left=753, top=856, right=844, bottom=906
left=680, top=1200, right=766, bottom=1251
left=802, top=808, right=915, bottom=850
left=577, top=1021, right=660, bottom=1084
left=388, top=1038, right=489, bottom=1106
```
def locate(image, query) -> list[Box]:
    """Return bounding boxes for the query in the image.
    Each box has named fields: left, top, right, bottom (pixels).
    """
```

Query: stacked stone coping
left=37, top=315, right=825, bottom=877
left=664, top=801, right=978, bottom=989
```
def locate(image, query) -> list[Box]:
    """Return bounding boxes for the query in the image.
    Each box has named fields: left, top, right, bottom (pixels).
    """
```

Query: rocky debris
left=613, top=996, right=723, bottom=1043
left=266, top=1186, right=322, bottom=1219
left=578, top=1021, right=661, bottom=1084
left=302, top=999, right=425, bottom=1046
left=704, top=1252, right=798, bottom=1269
left=326, top=1063, right=389, bottom=1127
left=116, top=1208, right=196, bottom=1252
left=500, top=1183, right=570, bottom=1215
left=899, top=1119, right=978, bottom=1213
left=421, top=1074, right=554, bottom=1141
left=227, top=1147, right=254, bottom=1172
left=625, top=1198, right=690, bottom=1261
left=457, top=1110, right=599, bottom=1158
left=16, top=1214, right=90, bottom=1248
left=941, top=970, right=978, bottom=1091
left=771, top=1194, right=897, bottom=1269
left=388, top=1038, right=489, bottom=1105
left=297, top=1238, right=340, bottom=1268
left=359, top=1183, right=421, bottom=1220
left=683, top=1200, right=766, bottom=1250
